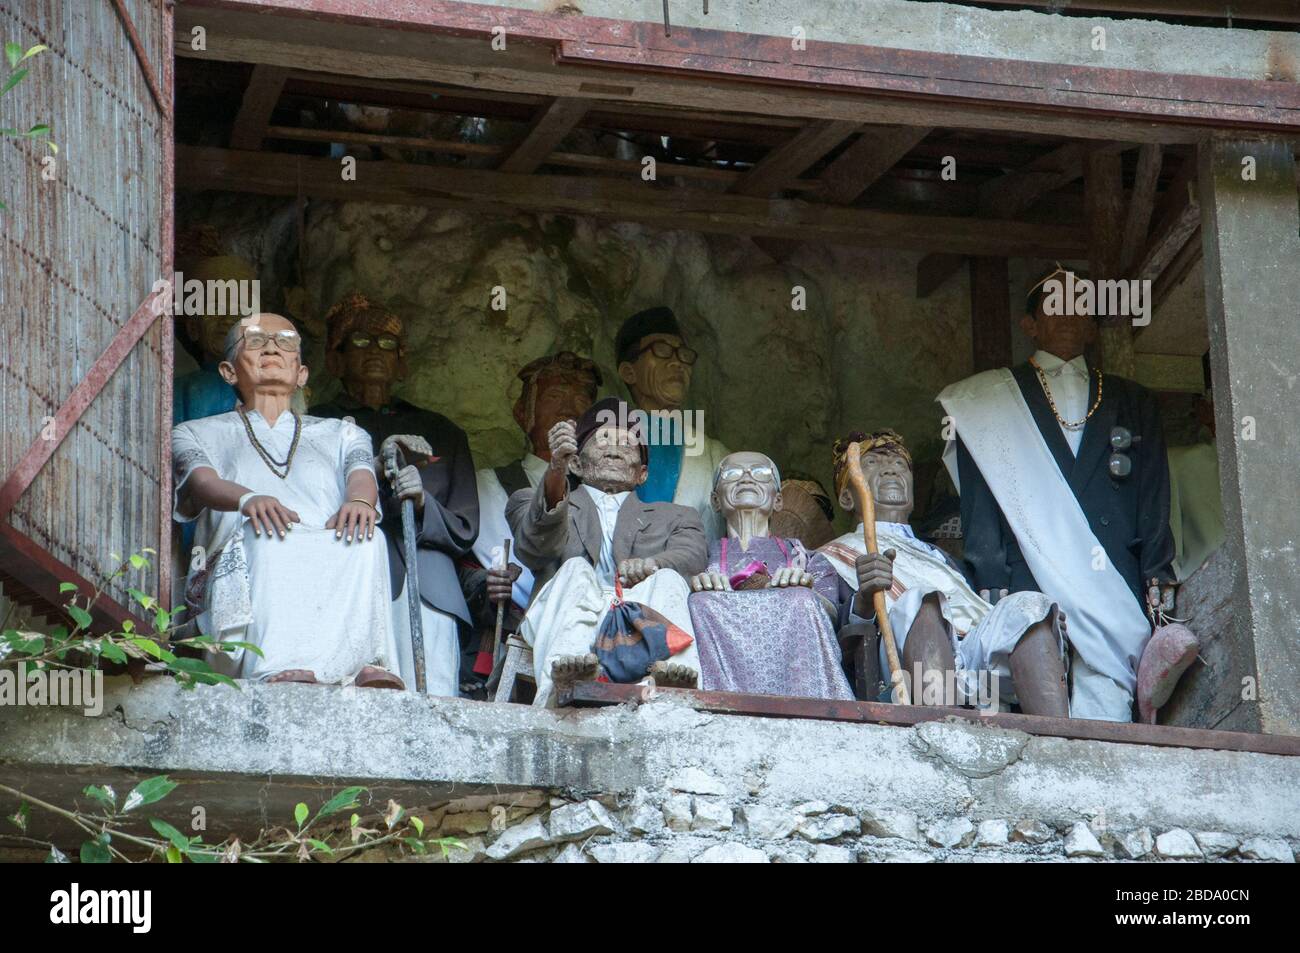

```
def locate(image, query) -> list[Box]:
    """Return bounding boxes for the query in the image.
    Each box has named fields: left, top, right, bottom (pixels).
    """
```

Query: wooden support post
left=1197, top=137, right=1300, bottom=737
left=230, top=64, right=288, bottom=151
left=820, top=125, right=931, bottom=205
left=969, top=257, right=1012, bottom=372
left=498, top=97, right=590, bottom=174
left=1086, top=150, right=1133, bottom=377
left=731, top=120, right=858, bottom=197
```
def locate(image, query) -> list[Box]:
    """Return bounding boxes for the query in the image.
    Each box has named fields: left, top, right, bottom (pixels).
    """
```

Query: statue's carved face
left=711, top=451, right=782, bottom=523
left=517, top=370, right=597, bottom=454
left=187, top=312, right=244, bottom=364
left=573, top=425, right=646, bottom=492
left=839, top=448, right=913, bottom=521
left=220, top=313, right=308, bottom=400
left=618, top=333, right=692, bottom=410
left=1021, top=298, right=1098, bottom=363
left=338, top=312, right=406, bottom=386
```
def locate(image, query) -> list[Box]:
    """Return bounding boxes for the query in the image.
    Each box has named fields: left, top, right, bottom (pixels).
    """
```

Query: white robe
left=673, top=433, right=730, bottom=542
left=472, top=453, right=547, bottom=607
left=172, top=411, right=398, bottom=684
left=819, top=523, right=1062, bottom=710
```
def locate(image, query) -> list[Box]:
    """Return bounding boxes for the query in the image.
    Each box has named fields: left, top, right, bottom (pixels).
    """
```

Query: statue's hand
left=690, top=570, right=730, bottom=592
left=855, top=549, right=896, bottom=596
left=326, top=500, right=378, bottom=543
left=389, top=463, right=425, bottom=512
left=547, top=419, right=579, bottom=473
left=619, top=557, right=659, bottom=587
left=240, top=495, right=301, bottom=539
left=769, top=567, right=814, bottom=588
left=379, top=434, right=433, bottom=477
left=1147, top=578, right=1177, bottom=615
left=486, top=562, right=523, bottom=605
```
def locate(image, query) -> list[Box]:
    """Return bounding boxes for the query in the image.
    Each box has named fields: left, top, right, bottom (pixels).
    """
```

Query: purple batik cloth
left=688, top=536, right=855, bottom=701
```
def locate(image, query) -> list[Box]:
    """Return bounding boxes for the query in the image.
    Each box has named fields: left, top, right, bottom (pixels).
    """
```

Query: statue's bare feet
left=266, top=669, right=317, bottom=684
left=648, top=660, right=698, bottom=689
left=551, top=653, right=600, bottom=692
left=355, top=665, right=405, bottom=690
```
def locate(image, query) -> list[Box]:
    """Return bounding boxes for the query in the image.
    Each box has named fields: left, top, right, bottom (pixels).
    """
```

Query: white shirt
left=472, top=453, right=550, bottom=607
left=582, top=484, right=631, bottom=585
left=1030, top=349, right=1090, bottom=456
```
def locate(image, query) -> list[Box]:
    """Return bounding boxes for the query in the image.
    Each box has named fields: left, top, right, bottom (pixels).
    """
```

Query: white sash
left=937, top=369, right=1149, bottom=691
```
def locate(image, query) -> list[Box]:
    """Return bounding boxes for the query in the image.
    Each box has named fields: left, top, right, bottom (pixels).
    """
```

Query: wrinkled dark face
left=711, top=451, right=780, bottom=521
left=619, top=333, right=692, bottom=410
left=574, top=426, right=646, bottom=491
left=339, top=312, right=406, bottom=386
left=839, top=448, right=913, bottom=521
left=1022, top=298, right=1098, bottom=363
left=523, top=372, right=597, bottom=452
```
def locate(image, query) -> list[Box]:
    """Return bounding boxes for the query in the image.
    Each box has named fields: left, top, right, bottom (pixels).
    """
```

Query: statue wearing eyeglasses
left=171, top=314, right=405, bottom=689
left=615, top=307, right=730, bottom=541
left=311, top=293, right=480, bottom=698
left=685, top=451, right=856, bottom=701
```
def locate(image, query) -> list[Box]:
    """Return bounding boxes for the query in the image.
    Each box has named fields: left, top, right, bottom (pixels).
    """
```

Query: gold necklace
left=238, top=406, right=302, bottom=479
left=1029, top=357, right=1103, bottom=432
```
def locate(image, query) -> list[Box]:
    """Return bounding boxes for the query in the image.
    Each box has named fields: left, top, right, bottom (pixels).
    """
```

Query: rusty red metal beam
left=183, top=0, right=1300, bottom=133
left=158, top=2, right=176, bottom=612
left=559, top=681, right=1300, bottom=756
left=108, top=0, right=171, bottom=119
left=0, top=291, right=168, bottom=522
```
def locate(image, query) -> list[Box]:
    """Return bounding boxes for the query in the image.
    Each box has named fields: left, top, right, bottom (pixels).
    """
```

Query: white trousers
left=1070, top=649, right=1134, bottom=722
left=520, top=557, right=698, bottom=706
left=390, top=579, right=461, bottom=697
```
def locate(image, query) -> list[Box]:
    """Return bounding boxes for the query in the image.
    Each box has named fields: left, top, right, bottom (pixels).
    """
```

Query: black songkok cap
left=615, top=306, right=681, bottom=366
left=574, top=396, right=648, bottom=466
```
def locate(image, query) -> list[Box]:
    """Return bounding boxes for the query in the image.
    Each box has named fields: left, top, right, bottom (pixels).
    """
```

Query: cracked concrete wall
left=0, top=680, right=1296, bottom=861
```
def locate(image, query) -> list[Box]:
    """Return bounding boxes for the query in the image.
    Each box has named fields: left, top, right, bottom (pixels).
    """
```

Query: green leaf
left=153, top=608, right=170, bottom=632
left=129, top=637, right=175, bottom=663
left=45, top=845, right=69, bottom=864
left=66, top=605, right=93, bottom=630
left=214, top=639, right=265, bottom=657
left=8, top=802, right=29, bottom=834
left=402, top=836, right=427, bottom=854
left=24, top=123, right=49, bottom=137
left=165, top=843, right=183, bottom=863
left=294, top=803, right=309, bottom=828
left=5, top=632, right=44, bottom=655
left=4, top=43, right=20, bottom=69
left=127, top=589, right=156, bottom=612
left=20, top=45, right=49, bottom=63
left=99, top=640, right=128, bottom=665
left=58, top=582, right=78, bottom=594
left=316, top=786, right=365, bottom=820
left=306, top=838, right=334, bottom=855
left=123, top=775, right=178, bottom=812
left=82, top=785, right=116, bottom=812
left=148, top=817, right=190, bottom=851
left=129, top=554, right=147, bottom=570
left=1, top=68, right=28, bottom=96
left=46, top=140, right=57, bottom=155
left=79, top=833, right=112, bottom=864
left=185, top=847, right=219, bottom=863
left=410, top=815, right=424, bottom=837
left=350, top=813, right=360, bottom=828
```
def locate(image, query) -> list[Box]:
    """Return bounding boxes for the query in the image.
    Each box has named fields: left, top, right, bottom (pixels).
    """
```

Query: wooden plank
left=1087, top=150, right=1126, bottom=282
left=173, top=5, right=1228, bottom=144
left=1134, top=163, right=1200, bottom=283
left=1120, top=143, right=1163, bottom=272
left=230, top=64, right=289, bottom=151
left=560, top=681, right=1300, bottom=757
left=819, top=125, right=932, bottom=205
left=730, top=120, right=859, bottom=197
left=498, top=97, right=591, bottom=174
left=970, top=257, right=1012, bottom=372
left=1150, top=225, right=1202, bottom=315
left=176, top=145, right=1089, bottom=258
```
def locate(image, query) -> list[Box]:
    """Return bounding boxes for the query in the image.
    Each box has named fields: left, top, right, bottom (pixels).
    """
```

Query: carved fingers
left=486, top=562, right=523, bottom=604
left=690, top=570, right=731, bottom=592
left=392, top=463, right=424, bottom=508
left=241, top=495, right=301, bottom=539
left=379, top=434, right=433, bottom=474
left=548, top=419, right=579, bottom=470
left=769, top=567, right=814, bottom=588
left=618, top=557, right=660, bottom=587
left=855, top=548, right=896, bottom=596
left=325, top=501, right=377, bottom=542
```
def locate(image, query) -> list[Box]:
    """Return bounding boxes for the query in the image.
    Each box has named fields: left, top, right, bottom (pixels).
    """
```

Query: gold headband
left=832, top=429, right=912, bottom=496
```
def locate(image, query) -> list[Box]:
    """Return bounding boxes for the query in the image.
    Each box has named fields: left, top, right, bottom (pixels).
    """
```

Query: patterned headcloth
left=832, top=429, right=912, bottom=496
left=324, top=292, right=404, bottom=352
left=516, top=351, right=602, bottom=398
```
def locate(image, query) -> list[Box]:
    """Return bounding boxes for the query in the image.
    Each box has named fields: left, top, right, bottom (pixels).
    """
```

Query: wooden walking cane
left=473, top=538, right=513, bottom=677
left=491, top=538, right=512, bottom=666
left=383, top=442, right=426, bottom=694
left=844, top=441, right=911, bottom=705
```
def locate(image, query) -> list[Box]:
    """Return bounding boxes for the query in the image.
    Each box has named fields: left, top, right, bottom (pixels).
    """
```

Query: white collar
left=1032, top=350, right=1088, bottom=378
left=857, top=521, right=916, bottom=540
left=582, top=484, right=630, bottom=506
left=522, top=453, right=548, bottom=486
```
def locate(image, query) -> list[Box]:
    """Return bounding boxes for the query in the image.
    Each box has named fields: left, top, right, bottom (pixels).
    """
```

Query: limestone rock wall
left=181, top=195, right=978, bottom=508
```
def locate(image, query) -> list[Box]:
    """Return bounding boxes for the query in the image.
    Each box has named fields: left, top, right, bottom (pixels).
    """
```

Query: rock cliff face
left=180, top=194, right=978, bottom=506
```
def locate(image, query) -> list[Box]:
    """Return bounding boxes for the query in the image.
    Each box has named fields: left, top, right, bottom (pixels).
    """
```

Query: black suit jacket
left=311, top=396, right=480, bottom=625
left=956, top=361, right=1175, bottom=604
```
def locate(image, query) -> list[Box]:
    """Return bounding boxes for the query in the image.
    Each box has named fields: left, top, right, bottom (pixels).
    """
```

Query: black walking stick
left=383, top=442, right=426, bottom=694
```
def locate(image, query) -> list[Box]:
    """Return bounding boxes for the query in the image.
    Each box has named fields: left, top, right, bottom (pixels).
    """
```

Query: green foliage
left=1, top=40, right=56, bottom=211
left=1, top=549, right=256, bottom=692
left=2, top=775, right=460, bottom=864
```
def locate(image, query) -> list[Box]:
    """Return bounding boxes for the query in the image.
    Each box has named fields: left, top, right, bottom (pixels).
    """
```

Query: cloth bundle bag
left=594, top=577, right=694, bottom=682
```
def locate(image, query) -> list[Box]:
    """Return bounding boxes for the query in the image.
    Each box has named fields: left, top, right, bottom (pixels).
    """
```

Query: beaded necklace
left=1028, top=356, right=1103, bottom=432
left=237, top=405, right=302, bottom=479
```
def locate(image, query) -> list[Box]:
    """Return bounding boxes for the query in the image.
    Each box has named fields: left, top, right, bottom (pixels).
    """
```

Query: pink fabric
left=1136, top=622, right=1200, bottom=724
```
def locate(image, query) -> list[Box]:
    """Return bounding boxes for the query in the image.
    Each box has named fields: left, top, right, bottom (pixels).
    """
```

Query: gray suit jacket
left=506, top=478, right=708, bottom=602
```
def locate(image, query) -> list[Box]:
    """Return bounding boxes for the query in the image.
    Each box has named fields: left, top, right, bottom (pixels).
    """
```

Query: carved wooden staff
left=383, top=442, right=426, bottom=694
left=490, top=538, right=512, bottom=667
left=844, top=441, right=911, bottom=705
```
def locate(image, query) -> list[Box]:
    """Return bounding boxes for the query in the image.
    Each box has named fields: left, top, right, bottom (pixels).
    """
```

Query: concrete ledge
left=1, top=678, right=1298, bottom=847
